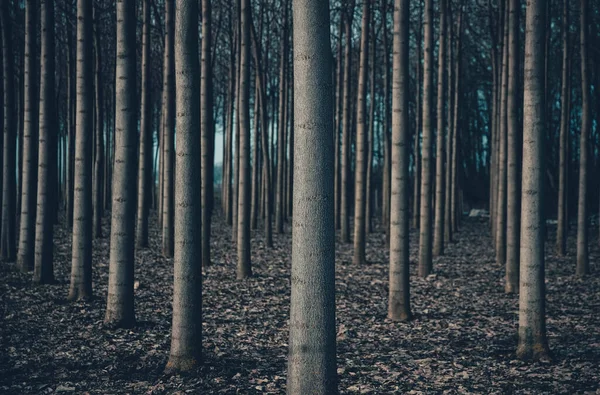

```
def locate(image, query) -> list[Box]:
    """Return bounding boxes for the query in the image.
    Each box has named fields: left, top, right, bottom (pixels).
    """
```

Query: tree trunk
left=576, top=0, right=590, bottom=276
left=433, top=0, right=447, bottom=257
left=517, top=0, right=550, bottom=361
left=251, top=81, right=260, bottom=230
left=162, top=0, right=175, bottom=258
left=237, top=0, right=252, bottom=279
left=165, top=0, right=202, bottom=372
left=334, top=17, right=343, bottom=230
left=340, top=0, right=355, bottom=244
left=275, top=7, right=288, bottom=235
left=412, top=0, right=422, bottom=230
left=67, top=0, right=93, bottom=297
left=365, top=21, right=376, bottom=235
left=0, top=0, right=17, bottom=262
left=17, top=0, right=39, bottom=273
left=287, top=0, right=336, bottom=391
left=136, top=0, right=152, bottom=248
left=418, top=0, right=434, bottom=277
left=352, top=0, right=370, bottom=266
left=388, top=0, right=412, bottom=322
left=505, top=0, right=520, bottom=293
left=93, top=4, right=104, bottom=239
left=556, top=0, right=569, bottom=256
left=104, top=0, right=137, bottom=328
left=444, top=3, right=453, bottom=244
left=451, top=7, right=463, bottom=234
left=67, top=20, right=75, bottom=228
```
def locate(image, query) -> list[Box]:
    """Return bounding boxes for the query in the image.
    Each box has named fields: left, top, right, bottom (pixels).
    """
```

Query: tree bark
left=237, top=0, right=252, bottom=279
left=93, top=4, right=104, bottom=239
left=418, top=0, right=434, bottom=277
left=275, top=7, right=288, bottom=235
left=104, top=0, right=137, bottom=328
left=136, top=0, right=152, bottom=248
left=287, top=0, right=337, bottom=391
left=166, top=0, right=202, bottom=372
left=67, top=0, right=93, bottom=298
left=576, top=0, right=590, bottom=276
left=388, top=0, right=412, bottom=322
left=17, top=0, right=39, bottom=272
left=352, top=0, right=370, bottom=266
left=517, top=0, right=550, bottom=361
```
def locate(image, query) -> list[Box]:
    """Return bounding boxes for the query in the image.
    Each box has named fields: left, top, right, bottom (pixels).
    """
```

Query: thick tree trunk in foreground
left=136, top=0, right=152, bottom=248
left=517, top=0, right=550, bottom=361
left=287, top=0, right=336, bottom=392
left=165, top=0, right=202, bottom=372
left=17, top=0, right=39, bottom=272
left=418, top=0, right=434, bottom=277
left=68, top=0, right=93, bottom=298
left=576, top=0, right=590, bottom=276
left=352, top=0, right=370, bottom=266
left=104, top=0, right=137, bottom=328
left=388, top=0, right=412, bottom=322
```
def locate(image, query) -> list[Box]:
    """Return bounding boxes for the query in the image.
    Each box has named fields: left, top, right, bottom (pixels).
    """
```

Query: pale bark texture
left=166, top=0, right=202, bottom=372
left=104, top=0, right=137, bottom=328
left=237, top=0, right=252, bottom=279
left=201, top=0, right=214, bottom=267
left=576, top=0, right=589, bottom=276
left=162, top=0, right=175, bottom=258
left=352, top=0, right=370, bottom=266
left=93, top=4, right=104, bottom=239
left=495, top=2, right=508, bottom=265
left=388, top=0, right=412, bottom=322
left=517, top=0, right=550, bottom=361
left=33, top=0, right=56, bottom=284
left=418, top=0, right=434, bottom=277
left=136, top=0, right=152, bottom=248
left=17, top=0, right=39, bottom=272
left=287, top=0, right=336, bottom=391
left=433, top=0, right=447, bottom=257
left=556, top=0, right=569, bottom=256
left=67, top=0, right=93, bottom=298
left=505, top=0, right=520, bottom=294
left=0, top=0, right=16, bottom=262
left=340, top=0, right=355, bottom=244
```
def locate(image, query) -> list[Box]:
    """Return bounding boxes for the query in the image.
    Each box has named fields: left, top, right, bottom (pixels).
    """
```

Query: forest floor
left=1, top=213, right=600, bottom=394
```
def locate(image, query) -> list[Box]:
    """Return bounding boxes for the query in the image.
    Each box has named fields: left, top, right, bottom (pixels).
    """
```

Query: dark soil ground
left=1, top=213, right=599, bottom=394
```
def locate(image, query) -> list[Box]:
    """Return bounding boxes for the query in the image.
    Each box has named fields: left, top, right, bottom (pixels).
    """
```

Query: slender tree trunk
left=433, top=0, right=447, bottom=257
left=201, top=0, right=214, bottom=267
left=365, top=23, right=376, bottom=234
left=275, top=7, right=288, bottom=235
left=352, top=0, right=370, bottom=266
left=251, top=81, right=260, bottom=230
left=237, top=0, right=252, bottom=279
left=444, top=3, right=453, bottom=244
left=505, top=0, right=520, bottom=293
left=495, top=2, right=509, bottom=265
left=517, top=0, right=550, bottom=361
left=225, top=32, right=236, bottom=226
left=162, top=0, right=175, bottom=258
left=334, top=18, right=343, bottom=230
left=340, top=1, right=355, bottom=244
left=412, top=0, right=422, bottom=230
left=451, top=7, right=463, bottom=234
left=33, top=0, right=56, bottom=284
left=287, top=0, right=336, bottom=391
left=0, top=0, right=17, bottom=262
left=418, top=0, right=434, bottom=277
left=67, top=0, right=93, bottom=298
left=556, top=0, right=569, bottom=256
left=67, top=20, right=75, bottom=227
left=136, top=0, right=152, bottom=248
left=576, top=0, right=590, bottom=276
left=104, top=0, right=137, bottom=328
left=166, top=0, right=202, bottom=372
left=17, top=0, right=39, bottom=272
left=93, top=4, right=104, bottom=239
left=388, top=0, right=412, bottom=322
